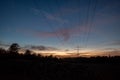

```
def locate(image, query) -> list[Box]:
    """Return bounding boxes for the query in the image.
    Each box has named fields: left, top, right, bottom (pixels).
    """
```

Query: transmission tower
left=75, top=46, right=80, bottom=56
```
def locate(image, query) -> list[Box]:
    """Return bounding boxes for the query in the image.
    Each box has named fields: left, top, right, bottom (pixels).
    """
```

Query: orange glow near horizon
left=31, top=49, right=119, bottom=58
left=18, top=48, right=120, bottom=58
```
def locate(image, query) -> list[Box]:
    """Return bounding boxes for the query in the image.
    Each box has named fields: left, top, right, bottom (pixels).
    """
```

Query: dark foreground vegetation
left=0, top=43, right=120, bottom=80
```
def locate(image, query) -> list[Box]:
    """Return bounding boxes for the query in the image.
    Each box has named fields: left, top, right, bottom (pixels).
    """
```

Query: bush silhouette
left=8, top=43, right=20, bottom=54
left=24, top=49, right=31, bottom=55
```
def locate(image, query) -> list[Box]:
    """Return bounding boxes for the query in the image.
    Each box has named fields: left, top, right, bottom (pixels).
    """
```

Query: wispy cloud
left=53, top=6, right=81, bottom=17
left=24, top=45, right=59, bottom=51
left=91, top=47, right=120, bottom=56
left=31, top=8, right=68, bottom=24
left=107, top=40, right=120, bottom=46
left=18, top=25, right=90, bottom=41
left=95, top=14, right=120, bottom=25
left=102, top=48, right=120, bottom=56
left=0, top=41, right=10, bottom=48
left=95, top=1, right=120, bottom=26
left=43, top=11, right=68, bottom=24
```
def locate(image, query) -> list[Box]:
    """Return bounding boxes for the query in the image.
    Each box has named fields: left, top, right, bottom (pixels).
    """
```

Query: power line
left=82, top=0, right=91, bottom=49
left=85, top=0, right=98, bottom=49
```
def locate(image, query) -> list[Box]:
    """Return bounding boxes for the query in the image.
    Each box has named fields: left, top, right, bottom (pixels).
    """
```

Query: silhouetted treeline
left=61, top=56, right=120, bottom=64
left=0, top=43, right=120, bottom=80
left=0, top=46, right=120, bottom=63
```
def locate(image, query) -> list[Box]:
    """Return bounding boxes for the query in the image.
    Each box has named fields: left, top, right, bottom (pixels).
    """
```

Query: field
left=0, top=54, right=120, bottom=80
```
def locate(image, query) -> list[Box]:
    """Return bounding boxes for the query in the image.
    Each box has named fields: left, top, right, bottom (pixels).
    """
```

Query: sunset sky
left=0, top=0, right=120, bottom=57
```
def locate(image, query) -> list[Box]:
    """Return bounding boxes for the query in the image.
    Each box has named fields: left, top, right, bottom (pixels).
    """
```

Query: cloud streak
left=0, top=41, right=10, bottom=48
left=18, top=25, right=90, bottom=41
left=107, top=40, right=120, bottom=46
left=24, top=45, right=59, bottom=51
left=31, top=8, right=68, bottom=24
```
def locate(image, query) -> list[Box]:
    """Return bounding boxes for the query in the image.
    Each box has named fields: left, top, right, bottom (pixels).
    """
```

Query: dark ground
left=0, top=52, right=120, bottom=80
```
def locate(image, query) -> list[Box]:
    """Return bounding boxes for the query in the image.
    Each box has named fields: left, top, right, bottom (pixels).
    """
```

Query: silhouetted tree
left=0, top=48, right=6, bottom=54
left=24, top=49, right=31, bottom=55
left=8, top=43, right=20, bottom=54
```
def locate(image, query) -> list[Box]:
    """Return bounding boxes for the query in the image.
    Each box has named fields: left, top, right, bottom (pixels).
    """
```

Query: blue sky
left=0, top=0, right=120, bottom=57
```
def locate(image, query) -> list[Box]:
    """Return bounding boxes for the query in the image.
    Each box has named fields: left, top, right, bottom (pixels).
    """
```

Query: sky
left=0, top=0, right=120, bottom=57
